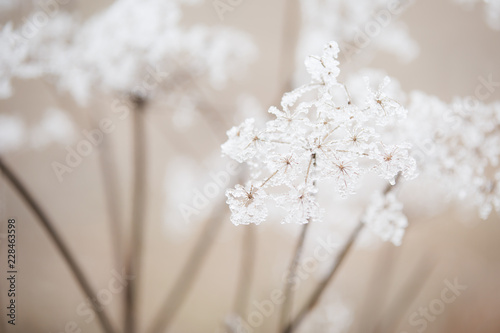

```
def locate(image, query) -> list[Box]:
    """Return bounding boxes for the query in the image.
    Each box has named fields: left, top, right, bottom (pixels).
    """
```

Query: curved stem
left=283, top=221, right=364, bottom=333
left=0, top=158, right=116, bottom=333
left=279, top=222, right=311, bottom=331
left=124, top=96, right=148, bottom=333
left=285, top=178, right=401, bottom=333
left=147, top=199, right=229, bottom=333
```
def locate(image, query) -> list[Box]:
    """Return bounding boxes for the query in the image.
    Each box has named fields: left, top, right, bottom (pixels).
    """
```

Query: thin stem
left=260, top=168, right=280, bottom=188
left=82, top=104, right=124, bottom=278
left=279, top=222, right=311, bottom=331
left=372, top=257, right=434, bottom=333
left=274, top=0, right=300, bottom=104
left=284, top=221, right=364, bottom=333
left=285, top=178, right=401, bottom=333
left=0, top=158, right=116, bottom=333
left=124, top=96, right=148, bottom=333
left=352, top=242, right=396, bottom=333
left=147, top=198, right=229, bottom=333
left=304, top=154, right=315, bottom=184
left=97, top=136, right=123, bottom=271
left=233, top=225, right=257, bottom=316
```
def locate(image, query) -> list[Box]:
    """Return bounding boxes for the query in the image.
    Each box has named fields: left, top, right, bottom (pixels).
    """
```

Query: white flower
left=275, top=184, right=323, bottom=224
left=372, top=143, right=416, bottom=184
left=322, top=153, right=361, bottom=197
left=222, top=41, right=416, bottom=225
left=226, top=183, right=268, bottom=226
left=364, top=76, right=407, bottom=125
left=221, top=118, right=264, bottom=163
left=0, top=114, right=25, bottom=153
left=364, top=191, right=408, bottom=246
left=305, top=42, right=340, bottom=85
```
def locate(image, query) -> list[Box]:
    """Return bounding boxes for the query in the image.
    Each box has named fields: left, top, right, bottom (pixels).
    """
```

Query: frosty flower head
left=305, top=41, right=340, bottom=85
left=405, top=92, right=500, bottom=219
left=363, top=191, right=408, bottom=246
left=225, top=183, right=267, bottom=226
left=223, top=41, right=417, bottom=226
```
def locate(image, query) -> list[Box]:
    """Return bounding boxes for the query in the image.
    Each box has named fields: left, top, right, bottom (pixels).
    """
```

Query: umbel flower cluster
left=0, top=0, right=255, bottom=105
left=406, top=92, right=500, bottom=219
left=222, top=41, right=417, bottom=227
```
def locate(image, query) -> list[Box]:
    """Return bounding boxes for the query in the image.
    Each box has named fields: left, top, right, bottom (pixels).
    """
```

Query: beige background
left=1, top=0, right=500, bottom=332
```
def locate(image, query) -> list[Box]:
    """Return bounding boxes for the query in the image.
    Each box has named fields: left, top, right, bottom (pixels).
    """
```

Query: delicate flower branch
left=0, top=158, right=117, bottom=333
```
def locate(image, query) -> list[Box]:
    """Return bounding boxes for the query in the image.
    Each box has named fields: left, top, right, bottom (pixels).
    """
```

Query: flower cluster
left=294, top=0, right=419, bottom=85
left=0, top=0, right=256, bottom=105
left=405, top=92, right=500, bottom=219
left=222, top=41, right=416, bottom=226
left=363, top=191, right=408, bottom=246
left=453, top=0, right=500, bottom=30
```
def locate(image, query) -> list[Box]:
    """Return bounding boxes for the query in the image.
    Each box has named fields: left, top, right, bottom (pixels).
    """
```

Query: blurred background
left=1, top=0, right=500, bottom=332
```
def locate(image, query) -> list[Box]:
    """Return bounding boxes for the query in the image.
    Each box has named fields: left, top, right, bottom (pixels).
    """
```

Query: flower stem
left=147, top=198, right=229, bottom=333
left=0, top=158, right=116, bottom=333
left=124, top=96, right=148, bottom=333
left=283, top=221, right=364, bottom=333
left=279, top=222, right=311, bottom=331
left=284, top=178, right=401, bottom=333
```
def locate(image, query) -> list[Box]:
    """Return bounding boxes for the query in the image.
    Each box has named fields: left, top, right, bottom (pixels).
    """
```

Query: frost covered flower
left=226, top=183, right=268, bottom=226
left=363, top=191, right=408, bottom=246
left=223, top=41, right=416, bottom=225
left=365, top=76, right=407, bottom=125
left=275, top=184, right=324, bottom=224
left=371, top=143, right=416, bottom=184
left=293, top=0, right=419, bottom=85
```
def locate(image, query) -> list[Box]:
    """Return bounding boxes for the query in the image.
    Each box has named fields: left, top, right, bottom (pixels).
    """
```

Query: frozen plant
left=0, top=0, right=256, bottom=105
left=363, top=191, right=408, bottom=246
left=222, top=41, right=416, bottom=227
left=294, top=0, right=419, bottom=85
left=404, top=91, right=500, bottom=219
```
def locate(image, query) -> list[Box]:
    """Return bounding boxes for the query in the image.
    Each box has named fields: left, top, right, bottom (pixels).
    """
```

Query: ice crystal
left=225, top=183, right=268, bottom=226
left=223, top=42, right=416, bottom=225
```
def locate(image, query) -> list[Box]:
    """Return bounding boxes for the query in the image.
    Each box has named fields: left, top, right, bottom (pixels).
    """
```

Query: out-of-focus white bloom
left=364, top=191, right=408, bottom=246
left=298, top=297, right=353, bottom=333
left=223, top=42, right=416, bottom=225
left=404, top=91, right=500, bottom=219
left=0, top=23, right=29, bottom=99
left=294, top=0, right=419, bottom=85
left=453, top=0, right=500, bottom=30
left=29, top=108, right=75, bottom=149
left=0, top=0, right=256, bottom=105
left=0, top=114, right=25, bottom=153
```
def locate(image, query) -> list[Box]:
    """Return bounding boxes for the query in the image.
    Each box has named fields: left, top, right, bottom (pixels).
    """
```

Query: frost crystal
left=364, top=191, right=408, bottom=246
left=223, top=41, right=416, bottom=225
left=226, top=183, right=268, bottom=226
